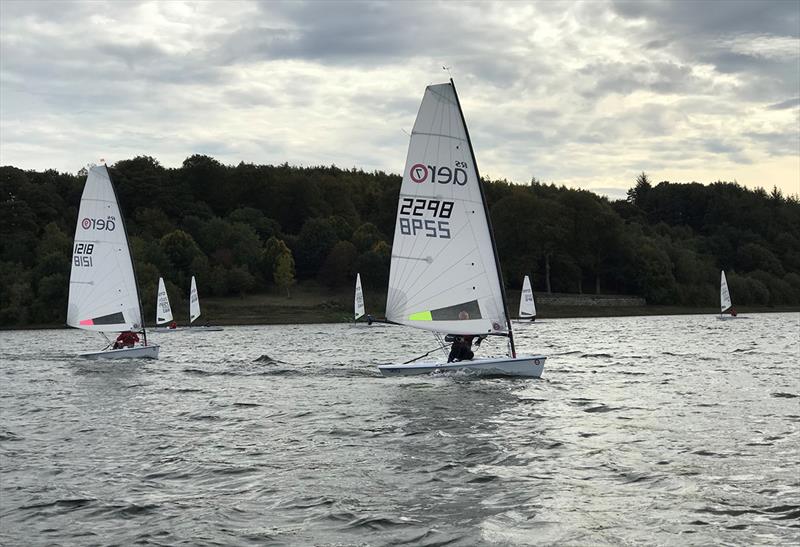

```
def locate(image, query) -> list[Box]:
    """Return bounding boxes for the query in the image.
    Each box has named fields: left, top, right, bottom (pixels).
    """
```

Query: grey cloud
left=744, top=130, right=800, bottom=156
left=611, top=0, right=799, bottom=38
left=767, top=97, right=800, bottom=110
left=610, top=0, right=799, bottom=103
left=579, top=60, right=708, bottom=98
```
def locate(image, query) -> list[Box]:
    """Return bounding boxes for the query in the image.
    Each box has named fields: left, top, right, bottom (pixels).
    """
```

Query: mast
left=449, top=79, right=516, bottom=357
left=105, top=164, right=148, bottom=346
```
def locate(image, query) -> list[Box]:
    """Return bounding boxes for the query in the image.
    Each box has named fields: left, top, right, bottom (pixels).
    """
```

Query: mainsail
left=156, top=277, right=173, bottom=325
left=67, top=165, right=143, bottom=332
left=189, top=276, right=201, bottom=324
left=385, top=81, right=511, bottom=338
left=355, top=273, right=365, bottom=320
left=519, top=275, right=536, bottom=318
left=720, top=270, right=732, bottom=313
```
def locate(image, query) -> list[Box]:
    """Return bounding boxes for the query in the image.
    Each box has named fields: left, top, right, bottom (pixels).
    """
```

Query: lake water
left=1, top=313, right=799, bottom=546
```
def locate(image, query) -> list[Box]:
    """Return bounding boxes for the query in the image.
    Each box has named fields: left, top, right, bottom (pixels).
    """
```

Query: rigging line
left=403, top=343, right=449, bottom=364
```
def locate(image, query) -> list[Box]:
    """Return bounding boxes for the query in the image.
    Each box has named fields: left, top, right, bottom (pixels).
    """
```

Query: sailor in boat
left=169, top=321, right=177, bottom=329
left=730, top=307, right=737, bottom=317
left=446, top=311, right=485, bottom=363
left=113, top=331, right=140, bottom=349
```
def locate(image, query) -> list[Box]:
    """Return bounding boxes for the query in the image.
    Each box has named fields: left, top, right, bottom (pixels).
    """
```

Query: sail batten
left=385, top=81, right=509, bottom=337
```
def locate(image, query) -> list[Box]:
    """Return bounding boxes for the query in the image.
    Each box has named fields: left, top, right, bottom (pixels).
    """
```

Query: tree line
left=1, top=156, right=798, bottom=326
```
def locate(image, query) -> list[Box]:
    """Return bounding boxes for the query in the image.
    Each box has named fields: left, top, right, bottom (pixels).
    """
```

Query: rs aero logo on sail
left=82, top=216, right=117, bottom=231
left=410, top=162, right=468, bottom=185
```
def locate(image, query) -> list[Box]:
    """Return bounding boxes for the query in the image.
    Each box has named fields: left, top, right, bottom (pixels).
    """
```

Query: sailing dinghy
left=355, top=273, right=365, bottom=322
left=188, top=276, right=223, bottom=331
left=718, top=270, right=739, bottom=320
left=153, top=277, right=181, bottom=332
left=377, top=80, right=546, bottom=378
left=518, top=275, right=537, bottom=322
left=67, top=165, right=159, bottom=359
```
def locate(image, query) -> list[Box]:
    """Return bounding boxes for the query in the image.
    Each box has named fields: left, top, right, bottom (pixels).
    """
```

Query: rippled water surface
left=1, top=313, right=799, bottom=546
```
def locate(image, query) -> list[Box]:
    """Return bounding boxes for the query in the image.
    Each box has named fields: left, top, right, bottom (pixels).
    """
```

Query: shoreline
left=4, top=305, right=798, bottom=331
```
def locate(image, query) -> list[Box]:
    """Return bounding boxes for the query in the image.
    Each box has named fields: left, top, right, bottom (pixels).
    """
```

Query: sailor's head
left=458, top=310, right=470, bottom=320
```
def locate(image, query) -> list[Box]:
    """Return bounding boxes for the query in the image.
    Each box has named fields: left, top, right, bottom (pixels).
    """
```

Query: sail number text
left=73, top=242, right=94, bottom=267
left=398, top=198, right=452, bottom=239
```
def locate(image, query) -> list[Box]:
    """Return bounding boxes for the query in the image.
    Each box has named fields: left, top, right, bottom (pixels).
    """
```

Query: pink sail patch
left=79, top=319, right=94, bottom=326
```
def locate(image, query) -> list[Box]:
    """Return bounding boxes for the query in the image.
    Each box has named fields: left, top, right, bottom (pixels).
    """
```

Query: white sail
left=720, top=270, right=732, bottom=313
left=156, top=277, right=173, bottom=325
left=67, top=165, right=142, bottom=332
left=519, top=275, right=536, bottom=318
left=354, top=273, right=365, bottom=320
left=385, top=82, right=508, bottom=336
left=189, top=276, right=201, bottom=324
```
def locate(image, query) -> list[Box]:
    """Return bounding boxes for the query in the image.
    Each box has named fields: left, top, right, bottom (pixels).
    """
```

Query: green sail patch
left=408, top=310, right=433, bottom=321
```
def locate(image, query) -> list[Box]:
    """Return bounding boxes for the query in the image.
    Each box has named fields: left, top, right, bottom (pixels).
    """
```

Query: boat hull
left=187, top=326, right=224, bottom=332
left=79, top=345, right=160, bottom=360
left=153, top=327, right=184, bottom=332
left=378, top=355, right=545, bottom=378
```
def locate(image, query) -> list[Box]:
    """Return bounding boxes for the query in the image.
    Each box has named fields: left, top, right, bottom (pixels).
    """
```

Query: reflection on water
left=1, top=313, right=798, bottom=545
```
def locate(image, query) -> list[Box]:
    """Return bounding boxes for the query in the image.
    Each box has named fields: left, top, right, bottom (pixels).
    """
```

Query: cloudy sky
left=1, top=0, right=798, bottom=198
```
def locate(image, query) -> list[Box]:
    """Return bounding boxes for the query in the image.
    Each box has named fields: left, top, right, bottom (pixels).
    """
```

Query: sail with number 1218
left=377, top=80, right=545, bottom=377
left=67, top=165, right=159, bottom=359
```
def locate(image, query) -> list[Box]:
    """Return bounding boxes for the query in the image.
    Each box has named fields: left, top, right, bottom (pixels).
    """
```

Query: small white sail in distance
left=720, top=270, right=732, bottom=313
left=189, top=276, right=201, bottom=324
left=67, top=165, right=143, bottom=332
left=156, top=277, right=173, bottom=325
left=385, top=82, right=509, bottom=337
left=519, top=275, right=536, bottom=319
left=354, top=273, right=365, bottom=320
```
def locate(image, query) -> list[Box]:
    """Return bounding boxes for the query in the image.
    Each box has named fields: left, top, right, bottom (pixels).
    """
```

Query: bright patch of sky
left=1, top=0, right=798, bottom=197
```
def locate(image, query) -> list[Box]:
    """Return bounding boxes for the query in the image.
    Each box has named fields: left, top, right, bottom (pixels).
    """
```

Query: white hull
left=187, top=326, right=224, bottom=332
left=717, top=315, right=741, bottom=321
left=79, top=345, right=160, bottom=360
left=378, top=355, right=545, bottom=378
left=153, top=327, right=184, bottom=332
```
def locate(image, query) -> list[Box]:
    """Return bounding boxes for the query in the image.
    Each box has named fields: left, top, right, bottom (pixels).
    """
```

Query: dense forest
left=1, top=155, right=799, bottom=327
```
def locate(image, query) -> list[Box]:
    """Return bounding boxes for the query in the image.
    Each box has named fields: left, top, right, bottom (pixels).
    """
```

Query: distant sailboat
left=188, top=276, right=223, bottom=331
left=67, top=165, right=159, bottom=359
left=377, top=80, right=546, bottom=377
left=718, top=270, right=738, bottom=320
left=154, top=277, right=180, bottom=332
left=518, top=275, right=537, bottom=321
left=354, top=273, right=365, bottom=321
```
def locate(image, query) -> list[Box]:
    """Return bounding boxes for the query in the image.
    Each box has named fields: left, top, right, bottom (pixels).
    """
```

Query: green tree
left=161, top=230, right=202, bottom=271
left=293, top=218, right=339, bottom=279
left=274, top=250, right=296, bottom=298
left=319, top=241, right=358, bottom=288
